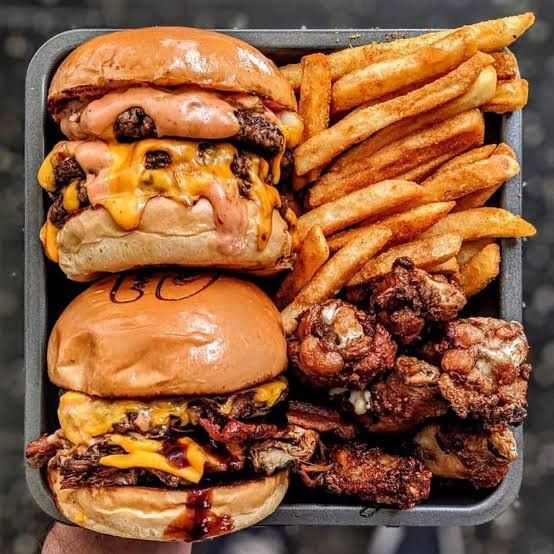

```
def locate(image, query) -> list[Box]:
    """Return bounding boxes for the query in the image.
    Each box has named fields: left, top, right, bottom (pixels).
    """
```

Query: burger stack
left=26, top=28, right=310, bottom=541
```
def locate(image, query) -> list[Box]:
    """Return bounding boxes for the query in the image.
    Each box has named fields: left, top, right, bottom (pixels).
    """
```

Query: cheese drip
left=38, top=139, right=284, bottom=258
left=58, top=377, right=288, bottom=446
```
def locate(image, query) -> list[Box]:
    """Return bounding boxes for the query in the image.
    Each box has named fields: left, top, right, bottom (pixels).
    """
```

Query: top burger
left=38, top=28, right=302, bottom=281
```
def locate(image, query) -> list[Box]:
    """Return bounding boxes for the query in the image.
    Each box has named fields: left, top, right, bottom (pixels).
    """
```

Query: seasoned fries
left=459, top=243, right=501, bottom=296
left=420, top=207, right=536, bottom=241
left=427, top=257, right=460, bottom=274
left=332, top=29, right=477, bottom=112
left=274, top=226, right=329, bottom=309
left=308, top=109, right=485, bottom=208
left=294, top=52, right=493, bottom=176
left=280, top=12, right=534, bottom=90
left=281, top=227, right=391, bottom=334
left=491, top=51, right=518, bottom=80
left=294, top=53, right=332, bottom=188
left=348, top=233, right=462, bottom=286
left=432, top=144, right=498, bottom=175
left=482, top=79, right=529, bottom=113
left=415, top=151, right=520, bottom=205
left=328, top=202, right=455, bottom=252
left=296, top=180, right=422, bottom=242
left=327, top=66, right=497, bottom=178
left=457, top=238, right=496, bottom=266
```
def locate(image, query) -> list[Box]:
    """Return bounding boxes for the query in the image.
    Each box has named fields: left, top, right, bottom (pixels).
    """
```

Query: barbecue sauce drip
left=163, top=490, right=234, bottom=541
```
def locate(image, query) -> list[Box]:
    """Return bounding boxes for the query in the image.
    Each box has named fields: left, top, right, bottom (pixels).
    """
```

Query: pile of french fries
left=277, top=13, right=536, bottom=334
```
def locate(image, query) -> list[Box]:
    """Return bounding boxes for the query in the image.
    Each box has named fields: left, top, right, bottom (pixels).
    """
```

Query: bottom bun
left=56, top=196, right=294, bottom=281
left=48, top=469, right=288, bottom=542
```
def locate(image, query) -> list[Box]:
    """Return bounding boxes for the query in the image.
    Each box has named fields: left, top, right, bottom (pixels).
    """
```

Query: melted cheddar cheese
left=99, top=435, right=207, bottom=483
left=58, top=377, right=288, bottom=446
left=38, top=139, right=286, bottom=259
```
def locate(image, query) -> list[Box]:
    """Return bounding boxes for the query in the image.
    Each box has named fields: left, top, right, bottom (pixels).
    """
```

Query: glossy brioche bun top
left=48, top=27, right=297, bottom=113
left=48, top=468, right=289, bottom=541
left=47, top=271, right=287, bottom=397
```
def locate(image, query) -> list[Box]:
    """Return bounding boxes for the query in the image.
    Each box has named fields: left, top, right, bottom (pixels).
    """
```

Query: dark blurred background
left=2, top=0, right=553, bottom=552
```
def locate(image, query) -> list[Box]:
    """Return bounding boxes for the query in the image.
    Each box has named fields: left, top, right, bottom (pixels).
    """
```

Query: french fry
left=459, top=243, right=501, bottom=296
left=457, top=238, right=496, bottom=266
left=482, top=79, right=529, bottom=113
left=294, top=52, right=493, bottom=176
left=419, top=207, right=536, bottom=241
left=413, top=152, right=520, bottom=206
left=427, top=257, right=460, bottom=274
left=453, top=184, right=502, bottom=211
left=281, top=227, right=391, bottom=334
left=396, top=153, right=459, bottom=183
left=328, top=201, right=455, bottom=252
left=348, top=233, right=463, bottom=286
left=327, top=66, right=497, bottom=177
left=491, top=51, right=518, bottom=80
left=294, top=53, right=332, bottom=188
left=431, top=144, right=498, bottom=176
left=297, top=180, right=422, bottom=242
left=332, top=29, right=477, bottom=112
left=274, top=226, right=330, bottom=309
left=308, top=109, right=484, bottom=208
left=280, top=13, right=534, bottom=90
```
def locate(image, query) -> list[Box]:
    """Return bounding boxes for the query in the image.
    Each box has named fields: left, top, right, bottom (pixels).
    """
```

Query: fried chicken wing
left=299, top=442, right=431, bottom=508
left=422, top=317, right=530, bottom=425
left=366, top=257, right=466, bottom=345
left=287, top=300, right=397, bottom=389
left=414, top=421, right=517, bottom=489
left=343, top=356, right=449, bottom=433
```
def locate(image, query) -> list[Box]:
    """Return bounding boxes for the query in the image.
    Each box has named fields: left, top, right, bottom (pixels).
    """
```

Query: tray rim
left=24, top=27, right=524, bottom=528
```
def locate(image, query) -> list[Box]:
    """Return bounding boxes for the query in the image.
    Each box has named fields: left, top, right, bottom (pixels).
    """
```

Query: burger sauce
left=60, top=87, right=241, bottom=141
left=163, top=489, right=234, bottom=541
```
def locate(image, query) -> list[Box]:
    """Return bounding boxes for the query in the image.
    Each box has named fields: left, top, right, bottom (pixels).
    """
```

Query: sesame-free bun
left=48, top=467, right=288, bottom=542
left=48, top=27, right=297, bottom=114
left=52, top=196, right=294, bottom=282
left=47, top=272, right=287, bottom=397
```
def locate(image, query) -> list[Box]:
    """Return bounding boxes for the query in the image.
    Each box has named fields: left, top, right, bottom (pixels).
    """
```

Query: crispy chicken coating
left=347, top=356, right=449, bottom=433
left=367, top=257, right=466, bottom=345
left=414, top=421, right=518, bottom=489
left=287, top=300, right=397, bottom=389
left=299, top=442, right=431, bottom=508
left=422, top=317, right=530, bottom=425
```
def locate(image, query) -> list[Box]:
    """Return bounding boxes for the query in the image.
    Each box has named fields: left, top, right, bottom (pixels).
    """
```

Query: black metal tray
left=25, top=28, right=524, bottom=527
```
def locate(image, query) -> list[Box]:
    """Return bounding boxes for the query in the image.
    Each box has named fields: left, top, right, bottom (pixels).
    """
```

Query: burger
left=38, top=28, right=303, bottom=281
left=25, top=271, right=319, bottom=541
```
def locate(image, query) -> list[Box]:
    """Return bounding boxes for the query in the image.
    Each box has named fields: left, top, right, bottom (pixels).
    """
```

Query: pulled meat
left=249, top=425, right=319, bottom=475
left=414, top=421, right=517, bottom=489
left=300, top=442, right=431, bottom=509
left=353, top=356, right=449, bottom=433
left=25, top=431, right=69, bottom=468
left=114, top=107, right=157, bottom=141
left=288, top=300, right=397, bottom=389
left=234, top=109, right=284, bottom=156
left=422, top=317, right=530, bottom=425
left=286, top=400, right=357, bottom=439
left=367, top=257, right=466, bottom=345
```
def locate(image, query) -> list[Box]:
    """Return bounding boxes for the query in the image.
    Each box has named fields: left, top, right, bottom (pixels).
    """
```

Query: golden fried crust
left=287, top=299, right=397, bottom=389
left=300, top=442, right=431, bottom=509
left=359, top=356, right=449, bottom=433
left=414, top=421, right=517, bottom=489
left=427, top=317, right=530, bottom=425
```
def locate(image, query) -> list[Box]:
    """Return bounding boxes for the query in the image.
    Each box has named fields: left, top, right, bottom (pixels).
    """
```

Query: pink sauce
left=60, top=87, right=241, bottom=141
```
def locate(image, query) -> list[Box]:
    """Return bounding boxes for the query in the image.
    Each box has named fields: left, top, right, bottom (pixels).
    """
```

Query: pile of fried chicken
left=284, top=257, right=529, bottom=508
